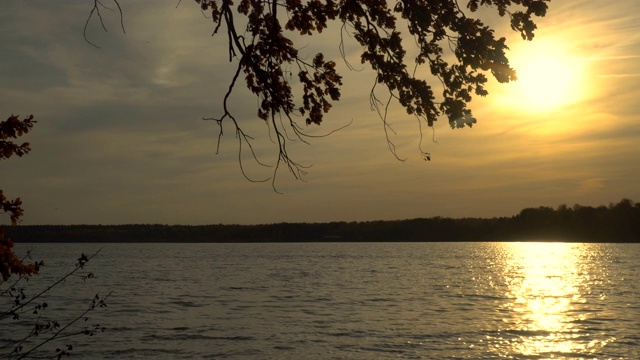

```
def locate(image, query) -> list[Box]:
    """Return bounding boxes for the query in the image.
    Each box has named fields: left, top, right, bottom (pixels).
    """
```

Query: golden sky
left=1, top=1, right=639, bottom=225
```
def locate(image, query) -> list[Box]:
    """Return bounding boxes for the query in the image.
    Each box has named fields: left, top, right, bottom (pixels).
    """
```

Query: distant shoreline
left=7, top=199, right=640, bottom=243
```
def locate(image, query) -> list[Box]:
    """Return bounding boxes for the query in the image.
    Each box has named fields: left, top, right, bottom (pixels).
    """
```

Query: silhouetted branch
left=1, top=249, right=110, bottom=359
left=83, top=0, right=125, bottom=48
left=1, top=250, right=102, bottom=320
left=86, top=0, right=549, bottom=187
left=14, top=292, right=111, bottom=360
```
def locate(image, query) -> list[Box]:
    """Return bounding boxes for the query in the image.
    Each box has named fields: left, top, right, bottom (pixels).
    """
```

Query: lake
left=4, top=242, right=640, bottom=359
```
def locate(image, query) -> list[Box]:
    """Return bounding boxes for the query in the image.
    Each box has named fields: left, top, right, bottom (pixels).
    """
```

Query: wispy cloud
left=597, top=73, right=640, bottom=78
left=575, top=178, right=607, bottom=196
left=2, top=0, right=640, bottom=225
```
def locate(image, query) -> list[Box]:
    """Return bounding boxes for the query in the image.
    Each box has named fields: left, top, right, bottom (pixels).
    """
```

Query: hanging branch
left=83, top=0, right=549, bottom=186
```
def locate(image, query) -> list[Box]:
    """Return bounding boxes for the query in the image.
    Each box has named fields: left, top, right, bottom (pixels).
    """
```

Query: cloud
left=575, top=178, right=606, bottom=196
left=2, top=1, right=640, bottom=225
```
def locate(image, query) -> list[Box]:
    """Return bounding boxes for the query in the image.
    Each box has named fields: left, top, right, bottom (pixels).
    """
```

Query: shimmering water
left=4, top=242, right=640, bottom=359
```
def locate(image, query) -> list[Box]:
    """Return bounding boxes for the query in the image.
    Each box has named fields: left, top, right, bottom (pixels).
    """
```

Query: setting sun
left=516, top=56, right=577, bottom=108
left=498, top=39, right=588, bottom=113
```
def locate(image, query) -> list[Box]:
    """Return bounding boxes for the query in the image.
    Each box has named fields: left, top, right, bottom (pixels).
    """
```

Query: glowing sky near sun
left=1, top=1, right=639, bottom=225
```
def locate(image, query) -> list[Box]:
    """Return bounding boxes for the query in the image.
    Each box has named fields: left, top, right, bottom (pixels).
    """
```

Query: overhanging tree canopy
left=87, top=0, right=549, bottom=188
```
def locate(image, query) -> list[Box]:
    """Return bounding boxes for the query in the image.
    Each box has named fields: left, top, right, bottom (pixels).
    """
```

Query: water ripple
left=8, top=242, right=640, bottom=359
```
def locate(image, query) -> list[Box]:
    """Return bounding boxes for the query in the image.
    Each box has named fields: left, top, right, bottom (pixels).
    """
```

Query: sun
left=499, top=39, right=587, bottom=113
left=516, top=56, right=576, bottom=108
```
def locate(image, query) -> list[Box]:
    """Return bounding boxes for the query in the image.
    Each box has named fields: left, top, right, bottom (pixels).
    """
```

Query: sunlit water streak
left=5, top=242, right=640, bottom=359
left=491, top=242, right=618, bottom=358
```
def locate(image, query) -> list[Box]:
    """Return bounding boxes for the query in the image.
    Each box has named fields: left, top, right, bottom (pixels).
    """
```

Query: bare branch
left=83, top=0, right=125, bottom=48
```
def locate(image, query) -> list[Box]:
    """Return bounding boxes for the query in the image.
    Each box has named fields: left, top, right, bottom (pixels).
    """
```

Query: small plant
left=1, top=249, right=111, bottom=359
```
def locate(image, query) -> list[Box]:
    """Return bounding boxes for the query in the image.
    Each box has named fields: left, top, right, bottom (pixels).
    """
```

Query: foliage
left=1, top=114, right=38, bottom=281
left=1, top=115, right=36, bottom=162
left=1, top=114, right=110, bottom=358
left=85, top=0, right=549, bottom=188
left=0, top=232, right=40, bottom=284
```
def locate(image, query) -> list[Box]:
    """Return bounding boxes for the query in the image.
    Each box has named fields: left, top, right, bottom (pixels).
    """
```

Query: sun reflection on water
left=493, top=242, right=613, bottom=357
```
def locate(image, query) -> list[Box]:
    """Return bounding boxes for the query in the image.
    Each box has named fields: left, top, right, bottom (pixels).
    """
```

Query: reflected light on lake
left=494, top=242, right=613, bottom=357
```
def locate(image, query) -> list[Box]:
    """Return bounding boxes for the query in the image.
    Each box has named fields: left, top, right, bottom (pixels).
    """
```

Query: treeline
left=8, top=199, right=640, bottom=243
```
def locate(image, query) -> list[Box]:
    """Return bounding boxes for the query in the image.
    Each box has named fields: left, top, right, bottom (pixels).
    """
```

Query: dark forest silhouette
left=8, top=199, right=640, bottom=243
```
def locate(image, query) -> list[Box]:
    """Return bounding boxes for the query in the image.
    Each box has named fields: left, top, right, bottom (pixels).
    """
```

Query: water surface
left=5, top=242, right=640, bottom=359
